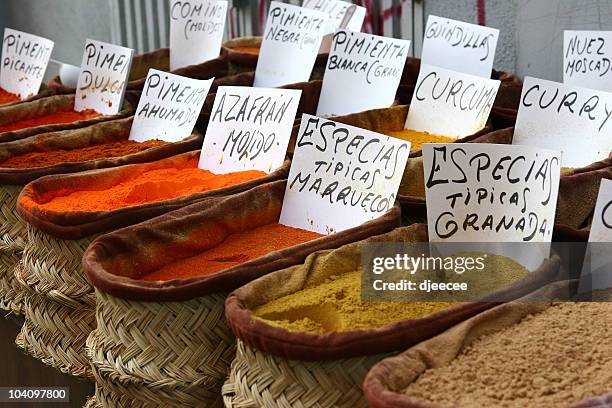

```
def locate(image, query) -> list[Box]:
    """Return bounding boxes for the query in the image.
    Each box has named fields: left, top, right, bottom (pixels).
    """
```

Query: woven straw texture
left=84, top=397, right=101, bottom=408
left=0, top=184, right=28, bottom=314
left=222, top=339, right=387, bottom=408
left=86, top=289, right=234, bottom=407
left=16, top=290, right=95, bottom=378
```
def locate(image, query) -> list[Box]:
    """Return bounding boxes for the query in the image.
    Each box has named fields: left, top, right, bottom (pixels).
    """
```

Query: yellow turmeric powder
left=387, top=129, right=456, bottom=153
left=254, top=253, right=529, bottom=334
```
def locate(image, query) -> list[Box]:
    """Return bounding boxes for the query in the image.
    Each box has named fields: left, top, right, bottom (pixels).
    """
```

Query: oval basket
left=82, top=180, right=401, bottom=407
left=222, top=225, right=561, bottom=408
left=13, top=152, right=289, bottom=378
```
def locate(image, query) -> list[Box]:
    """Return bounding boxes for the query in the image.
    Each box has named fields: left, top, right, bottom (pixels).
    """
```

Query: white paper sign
left=564, top=31, right=612, bottom=92
left=405, top=64, right=500, bottom=138
left=423, top=143, right=561, bottom=243
left=74, top=39, right=134, bottom=115
left=421, top=15, right=499, bottom=78
left=316, top=30, right=409, bottom=117
left=302, top=0, right=366, bottom=34
left=0, top=28, right=54, bottom=99
left=254, top=2, right=328, bottom=87
left=129, top=69, right=212, bottom=142
left=514, top=76, right=612, bottom=168
left=279, top=114, right=410, bottom=234
left=169, top=0, right=228, bottom=70
left=583, top=178, right=612, bottom=291
left=198, top=86, right=302, bottom=174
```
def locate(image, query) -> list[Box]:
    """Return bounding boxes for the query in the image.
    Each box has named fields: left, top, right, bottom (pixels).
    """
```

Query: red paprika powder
left=0, top=88, right=20, bottom=105
left=0, top=108, right=100, bottom=133
left=142, top=223, right=323, bottom=281
left=30, top=158, right=266, bottom=212
left=0, top=139, right=166, bottom=169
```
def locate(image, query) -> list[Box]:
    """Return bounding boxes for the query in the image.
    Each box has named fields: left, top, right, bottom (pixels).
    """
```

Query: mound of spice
left=230, top=47, right=260, bottom=55
left=253, top=253, right=528, bottom=334
left=402, top=302, right=612, bottom=408
left=388, top=129, right=455, bottom=153
left=0, top=88, right=20, bottom=105
left=141, top=223, right=322, bottom=281
left=0, top=108, right=100, bottom=133
left=0, top=139, right=166, bottom=169
left=30, top=159, right=266, bottom=212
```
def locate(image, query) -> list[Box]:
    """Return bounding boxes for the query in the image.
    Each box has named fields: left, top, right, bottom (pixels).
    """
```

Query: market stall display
left=82, top=180, right=401, bottom=407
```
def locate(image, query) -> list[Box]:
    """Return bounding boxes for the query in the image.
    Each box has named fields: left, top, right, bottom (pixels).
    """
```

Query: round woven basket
left=16, top=291, right=95, bottom=377
left=222, top=339, right=388, bottom=408
left=0, top=184, right=28, bottom=314
left=17, top=225, right=98, bottom=377
left=86, top=290, right=235, bottom=408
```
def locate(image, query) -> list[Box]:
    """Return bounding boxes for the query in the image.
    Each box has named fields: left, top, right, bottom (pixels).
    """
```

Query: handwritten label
left=169, top=0, right=228, bottom=70
left=423, top=143, right=561, bottom=243
left=279, top=114, right=410, bottom=234
left=129, top=69, right=212, bottom=142
left=583, top=178, right=612, bottom=291
left=302, top=0, right=366, bottom=34
left=404, top=64, right=500, bottom=138
left=74, top=39, right=134, bottom=115
left=254, top=2, right=328, bottom=87
left=564, top=30, right=612, bottom=92
left=589, top=179, right=612, bottom=242
left=316, top=30, right=409, bottom=116
left=198, top=86, right=301, bottom=174
left=514, top=76, right=612, bottom=168
left=421, top=15, right=499, bottom=78
left=0, top=28, right=54, bottom=99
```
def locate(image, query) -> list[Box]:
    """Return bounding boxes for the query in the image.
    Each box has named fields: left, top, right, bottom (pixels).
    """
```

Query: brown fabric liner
left=397, top=57, right=523, bottom=129
left=224, top=224, right=561, bottom=362
left=0, top=116, right=201, bottom=186
left=83, top=179, right=400, bottom=302
left=17, top=153, right=290, bottom=240
left=362, top=281, right=583, bottom=408
left=221, top=37, right=329, bottom=72
left=0, top=93, right=133, bottom=144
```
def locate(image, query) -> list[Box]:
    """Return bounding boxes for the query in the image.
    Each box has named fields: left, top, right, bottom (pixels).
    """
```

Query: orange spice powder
left=0, top=108, right=100, bottom=133
left=31, top=159, right=266, bottom=212
left=0, top=88, right=20, bottom=105
left=387, top=129, right=456, bottom=152
left=0, top=139, right=166, bottom=169
left=231, top=46, right=260, bottom=55
left=141, top=223, right=322, bottom=281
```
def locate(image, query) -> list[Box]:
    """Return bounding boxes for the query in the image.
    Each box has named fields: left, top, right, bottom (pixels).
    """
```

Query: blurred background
left=1, top=0, right=611, bottom=81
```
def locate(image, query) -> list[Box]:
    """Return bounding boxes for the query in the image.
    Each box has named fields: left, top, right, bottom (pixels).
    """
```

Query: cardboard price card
left=423, top=143, right=561, bottom=243
left=421, top=15, right=499, bottom=78
left=564, top=30, right=612, bottom=92
left=129, top=69, right=213, bottom=143
left=169, top=0, right=228, bottom=70
left=75, top=39, right=134, bottom=115
left=404, top=64, right=500, bottom=138
left=198, top=86, right=302, bottom=174
left=316, top=30, right=410, bottom=117
left=279, top=114, right=410, bottom=234
left=513, top=76, right=612, bottom=168
left=0, top=28, right=54, bottom=99
left=302, top=0, right=366, bottom=34
left=254, top=2, right=328, bottom=87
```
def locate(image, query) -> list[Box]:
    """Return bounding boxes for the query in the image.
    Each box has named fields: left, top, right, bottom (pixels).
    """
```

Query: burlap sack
left=362, top=281, right=603, bottom=408
left=222, top=224, right=560, bottom=407
left=0, top=93, right=133, bottom=144
left=221, top=36, right=329, bottom=78
left=397, top=57, right=523, bottom=129
left=0, top=117, right=201, bottom=315
left=48, top=48, right=230, bottom=93
left=81, top=180, right=399, bottom=407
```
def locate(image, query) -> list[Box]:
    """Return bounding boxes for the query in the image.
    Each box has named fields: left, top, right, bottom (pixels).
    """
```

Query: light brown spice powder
left=403, top=302, right=612, bottom=408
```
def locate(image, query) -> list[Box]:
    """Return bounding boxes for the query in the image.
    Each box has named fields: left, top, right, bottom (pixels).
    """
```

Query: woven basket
left=86, top=290, right=233, bottom=408
left=16, top=290, right=95, bottom=378
left=84, top=397, right=101, bottom=408
left=222, top=339, right=388, bottom=408
left=0, top=184, right=28, bottom=314
left=17, top=225, right=98, bottom=377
